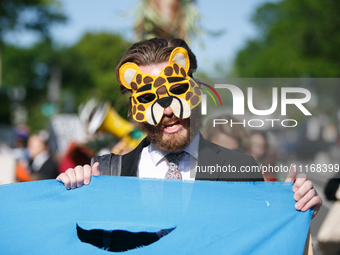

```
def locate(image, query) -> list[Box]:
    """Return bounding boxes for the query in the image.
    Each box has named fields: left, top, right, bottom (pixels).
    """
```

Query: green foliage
left=26, top=98, right=50, bottom=132
left=233, top=0, right=340, bottom=78
left=0, top=2, right=132, bottom=131
left=1, top=33, right=131, bottom=130
left=2, top=39, right=56, bottom=129
left=230, top=0, right=340, bottom=124
left=0, top=0, right=66, bottom=129
left=2, top=44, right=36, bottom=87
left=67, top=33, right=131, bottom=106
left=0, top=0, right=66, bottom=40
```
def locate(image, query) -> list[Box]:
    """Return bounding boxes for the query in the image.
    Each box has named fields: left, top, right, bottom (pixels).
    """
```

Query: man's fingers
left=56, top=173, right=71, bottom=190
left=92, top=162, right=100, bottom=176
left=300, top=194, right=321, bottom=211
left=57, top=163, right=100, bottom=189
left=285, top=164, right=297, bottom=183
left=284, top=163, right=323, bottom=218
left=74, top=165, right=85, bottom=188
left=292, top=173, right=307, bottom=193
left=83, top=165, right=92, bottom=185
left=65, top=168, right=77, bottom=189
left=293, top=179, right=312, bottom=201
left=294, top=185, right=315, bottom=210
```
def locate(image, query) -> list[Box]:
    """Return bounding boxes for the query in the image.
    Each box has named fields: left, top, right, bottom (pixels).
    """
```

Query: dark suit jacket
left=120, top=133, right=263, bottom=182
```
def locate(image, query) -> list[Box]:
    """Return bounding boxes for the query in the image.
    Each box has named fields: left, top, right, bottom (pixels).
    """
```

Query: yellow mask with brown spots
left=119, top=47, right=202, bottom=125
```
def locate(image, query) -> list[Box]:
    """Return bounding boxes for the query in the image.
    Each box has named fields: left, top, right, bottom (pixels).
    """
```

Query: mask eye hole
left=169, top=83, right=189, bottom=95
left=137, top=93, right=156, bottom=104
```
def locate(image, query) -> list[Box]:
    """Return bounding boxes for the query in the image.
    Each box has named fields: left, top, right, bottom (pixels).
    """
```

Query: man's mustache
left=161, top=115, right=180, bottom=126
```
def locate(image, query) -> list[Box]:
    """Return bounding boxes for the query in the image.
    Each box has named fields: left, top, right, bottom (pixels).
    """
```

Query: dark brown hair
left=115, top=38, right=197, bottom=94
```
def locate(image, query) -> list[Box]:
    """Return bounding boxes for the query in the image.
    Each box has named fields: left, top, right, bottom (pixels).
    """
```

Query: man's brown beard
left=139, top=107, right=202, bottom=152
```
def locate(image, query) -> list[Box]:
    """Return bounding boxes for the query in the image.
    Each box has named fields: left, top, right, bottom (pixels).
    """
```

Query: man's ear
left=168, top=47, right=190, bottom=74
left=119, top=63, right=141, bottom=90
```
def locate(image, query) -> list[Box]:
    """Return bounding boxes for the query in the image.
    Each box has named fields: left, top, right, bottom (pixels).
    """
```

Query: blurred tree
left=63, top=32, right=131, bottom=110
left=231, top=0, right=340, bottom=118
left=2, top=33, right=131, bottom=130
left=233, top=0, right=340, bottom=78
left=2, top=39, right=59, bottom=128
left=0, top=0, right=66, bottom=86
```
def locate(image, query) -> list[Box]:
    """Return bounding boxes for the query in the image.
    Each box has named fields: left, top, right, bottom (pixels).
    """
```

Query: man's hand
left=56, top=162, right=100, bottom=190
left=285, top=164, right=322, bottom=219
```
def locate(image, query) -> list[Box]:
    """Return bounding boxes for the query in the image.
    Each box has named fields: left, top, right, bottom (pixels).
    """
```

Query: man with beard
left=58, top=38, right=266, bottom=182
left=57, top=38, right=321, bottom=251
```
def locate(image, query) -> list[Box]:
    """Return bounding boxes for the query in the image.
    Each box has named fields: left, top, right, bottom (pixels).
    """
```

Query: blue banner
left=0, top=177, right=312, bottom=254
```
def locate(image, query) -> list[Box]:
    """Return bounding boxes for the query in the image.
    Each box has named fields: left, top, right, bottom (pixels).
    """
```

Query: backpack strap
left=90, top=153, right=122, bottom=176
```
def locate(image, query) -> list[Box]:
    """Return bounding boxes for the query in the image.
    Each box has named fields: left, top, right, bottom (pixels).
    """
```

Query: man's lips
left=162, top=119, right=183, bottom=134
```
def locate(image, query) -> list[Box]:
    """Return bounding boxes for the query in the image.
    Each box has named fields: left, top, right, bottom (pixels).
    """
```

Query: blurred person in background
left=12, top=125, right=30, bottom=163
left=12, top=125, right=31, bottom=182
left=202, top=114, right=251, bottom=154
left=58, top=142, right=96, bottom=174
left=250, top=130, right=278, bottom=182
left=317, top=172, right=340, bottom=255
left=27, top=131, right=59, bottom=180
left=0, top=139, right=17, bottom=184
left=0, top=125, right=31, bottom=184
left=249, top=130, right=268, bottom=164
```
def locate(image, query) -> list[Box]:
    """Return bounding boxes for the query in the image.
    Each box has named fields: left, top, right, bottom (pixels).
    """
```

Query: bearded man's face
left=139, top=106, right=201, bottom=152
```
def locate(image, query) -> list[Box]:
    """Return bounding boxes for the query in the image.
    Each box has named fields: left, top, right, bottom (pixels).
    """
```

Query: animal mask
left=119, top=47, right=202, bottom=125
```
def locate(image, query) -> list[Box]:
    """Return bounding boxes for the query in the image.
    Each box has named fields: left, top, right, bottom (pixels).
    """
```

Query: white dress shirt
left=137, top=133, right=200, bottom=180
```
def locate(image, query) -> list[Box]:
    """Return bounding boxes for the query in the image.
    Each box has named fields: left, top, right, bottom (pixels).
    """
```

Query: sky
left=6, top=0, right=278, bottom=75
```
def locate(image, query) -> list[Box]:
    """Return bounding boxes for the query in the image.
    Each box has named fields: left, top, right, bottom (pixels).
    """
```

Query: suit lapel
left=121, top=138, right=150, bottom=176
left=195, top=134, right=225, bottom=181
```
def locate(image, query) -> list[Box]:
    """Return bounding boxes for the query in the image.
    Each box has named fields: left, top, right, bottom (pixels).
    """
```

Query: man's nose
left=163, top=107, right=173, bottom=116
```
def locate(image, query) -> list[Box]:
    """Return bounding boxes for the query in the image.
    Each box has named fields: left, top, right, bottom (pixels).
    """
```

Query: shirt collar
left=148, top=133, right=200, bottom=166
